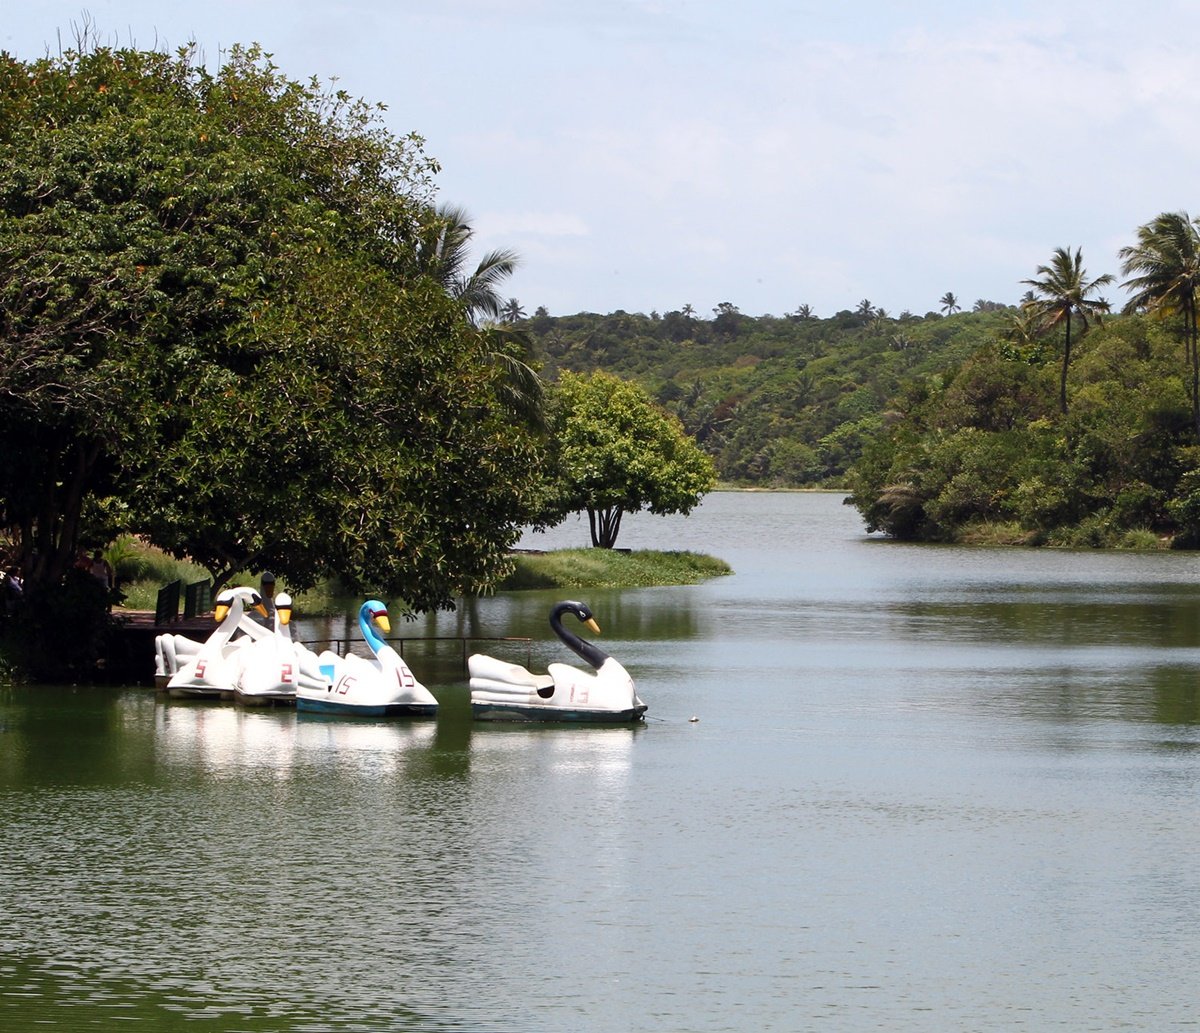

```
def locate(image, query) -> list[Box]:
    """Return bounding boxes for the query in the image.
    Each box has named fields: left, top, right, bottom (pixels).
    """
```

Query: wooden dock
left=106, top=610, right=212, bottom=684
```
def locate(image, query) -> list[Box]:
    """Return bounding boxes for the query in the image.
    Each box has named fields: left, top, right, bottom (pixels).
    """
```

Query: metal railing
left=154, top=578, right=214, bottom=624
left=303, top=635, right=533, bottom=673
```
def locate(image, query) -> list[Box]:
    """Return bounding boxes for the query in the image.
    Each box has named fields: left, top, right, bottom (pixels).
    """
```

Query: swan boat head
left=274, top=592, right=293, bottom=638
left=213, top=586, right=269, bottom=626
left=549, top=600, right=606, bottom=671
left=359, top=599, right=391, bottom=651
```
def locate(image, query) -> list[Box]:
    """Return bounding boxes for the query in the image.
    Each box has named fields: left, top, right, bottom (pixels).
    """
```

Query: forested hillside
left=521, top=302, right=1017, bottom=486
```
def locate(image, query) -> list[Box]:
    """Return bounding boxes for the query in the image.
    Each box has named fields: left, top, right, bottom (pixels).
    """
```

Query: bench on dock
left=154, top=578, right=213, bottom=624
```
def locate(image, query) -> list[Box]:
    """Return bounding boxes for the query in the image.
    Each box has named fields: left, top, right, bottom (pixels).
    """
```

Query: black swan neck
left=550, top=601, right=609, bottom=670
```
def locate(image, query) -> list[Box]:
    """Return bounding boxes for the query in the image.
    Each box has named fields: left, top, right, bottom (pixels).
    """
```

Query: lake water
left=3, top=491, right=1200, bottom=1031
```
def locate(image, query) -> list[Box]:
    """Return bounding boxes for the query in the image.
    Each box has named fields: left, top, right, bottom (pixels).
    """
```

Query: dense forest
left=520, top=299, right=1026, bottom=486
left=515, top=256, right=1200, bottom=550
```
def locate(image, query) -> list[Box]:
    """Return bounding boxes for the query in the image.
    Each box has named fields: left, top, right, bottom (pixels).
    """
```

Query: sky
left=5, top=1, right=1200, bottom=320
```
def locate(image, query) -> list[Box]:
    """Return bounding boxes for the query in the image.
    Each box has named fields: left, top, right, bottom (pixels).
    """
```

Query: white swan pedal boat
left=468, top=600, right=646, bottom=722
left=163, top=587, right=271, bottom=699
left=234, top=593, right=329, bottom=706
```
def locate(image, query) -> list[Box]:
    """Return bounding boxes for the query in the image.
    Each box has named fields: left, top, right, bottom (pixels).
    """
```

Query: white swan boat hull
left=234, top=679, right=297, bottom=707
left=295, top=695, right=437, bottom=718
left=234, top=643, right=327, bottom=708
left=295, top=666, right=438, bottom=717
left=470, top=697, right=648, bottom=723
left=166, top=652, right=246, bottom=699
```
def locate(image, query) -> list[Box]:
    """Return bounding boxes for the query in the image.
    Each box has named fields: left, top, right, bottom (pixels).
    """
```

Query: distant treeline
left=519, top=300, right=1200, bottom=548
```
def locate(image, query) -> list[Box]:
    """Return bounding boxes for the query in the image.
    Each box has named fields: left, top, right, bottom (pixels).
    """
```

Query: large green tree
left=0, top=42, right=542, bottom=612
left=1118, top=211, right=1200, bottom=438
left=1021, top=246, right=1114, bottom=414
left=537, top=371, right=716, bottom=548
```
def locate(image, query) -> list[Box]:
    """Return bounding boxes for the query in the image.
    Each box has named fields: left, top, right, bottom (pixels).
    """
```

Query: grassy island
left=499, top=549, right=732, bottom=590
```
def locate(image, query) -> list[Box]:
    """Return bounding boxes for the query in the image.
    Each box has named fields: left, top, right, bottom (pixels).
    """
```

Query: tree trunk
left=1190, top=301, right=1200, bottom=441
left=1060, top=316, right=1072, bottom=415
left=586, top=505, right=624, bottom=548
left=23, top=437, right=102, bottom=595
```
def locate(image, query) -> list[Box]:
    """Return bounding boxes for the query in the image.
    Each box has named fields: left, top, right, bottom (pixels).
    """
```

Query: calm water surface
left=3, top=492, right=1200, bottom=1031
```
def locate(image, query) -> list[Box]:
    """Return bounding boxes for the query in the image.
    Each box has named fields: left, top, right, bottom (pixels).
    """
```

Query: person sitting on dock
left=88, top=550, right=114, bottom=591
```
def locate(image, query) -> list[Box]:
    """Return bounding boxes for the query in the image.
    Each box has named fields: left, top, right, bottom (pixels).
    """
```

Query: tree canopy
left=0, top=41, right=543, bottom=611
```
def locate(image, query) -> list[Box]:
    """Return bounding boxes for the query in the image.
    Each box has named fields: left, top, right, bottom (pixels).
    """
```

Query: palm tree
left=1119, top=211, right=1200, bottom=438
left=939, top=292, right=960, bottom=315
left=1005, top=308, right=1041, bottom=347
left=413, top=203, right=520, bottom=324
left=412, top=204, right=543, bottom=426
left=1002, top=308, right=1045, bottom=364
left=1021, top=247, right=1113, bottom=414
left=855, top=298, right=875, bottom=319
left=793, top=303, right=815, bottom=321
left=480, top=324, right=546, bottom=431
left=501, top=298, right=526, bottom=324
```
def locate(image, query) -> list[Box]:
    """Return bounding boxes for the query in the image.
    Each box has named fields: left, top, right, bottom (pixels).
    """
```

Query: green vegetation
left=838, top=219, right=1200, bottom=547
left=106, top=536, right=210, bottom=610
left=105, top=536, right=728, bottom=614
left=499, top=548, right=731, bottom=590
left=844, top=312, right=1197, bottom=548
left=517, top=220, right=1200, bottom=549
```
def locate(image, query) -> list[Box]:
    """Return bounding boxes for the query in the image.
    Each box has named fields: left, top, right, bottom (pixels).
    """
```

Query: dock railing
left=183, top=579, right=212, bottom=619
left=154, top=580, right=181, bottom=625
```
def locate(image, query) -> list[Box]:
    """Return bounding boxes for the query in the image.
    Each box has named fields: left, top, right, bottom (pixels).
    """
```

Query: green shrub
left=1013, top=476, right=1071, bottom=530
left=1117, top=528, right=1163, bottom=550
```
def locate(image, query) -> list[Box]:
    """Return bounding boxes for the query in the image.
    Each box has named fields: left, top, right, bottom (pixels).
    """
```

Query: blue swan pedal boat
left=296, top=599, right=438, bottom=717
left=468, top=600, right=646, bottom=722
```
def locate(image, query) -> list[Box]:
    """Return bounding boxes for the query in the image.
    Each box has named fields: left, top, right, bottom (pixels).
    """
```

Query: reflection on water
left=4, top=492, right=1200, bottom=1031
left=153, top=703, right=442, bottom=781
